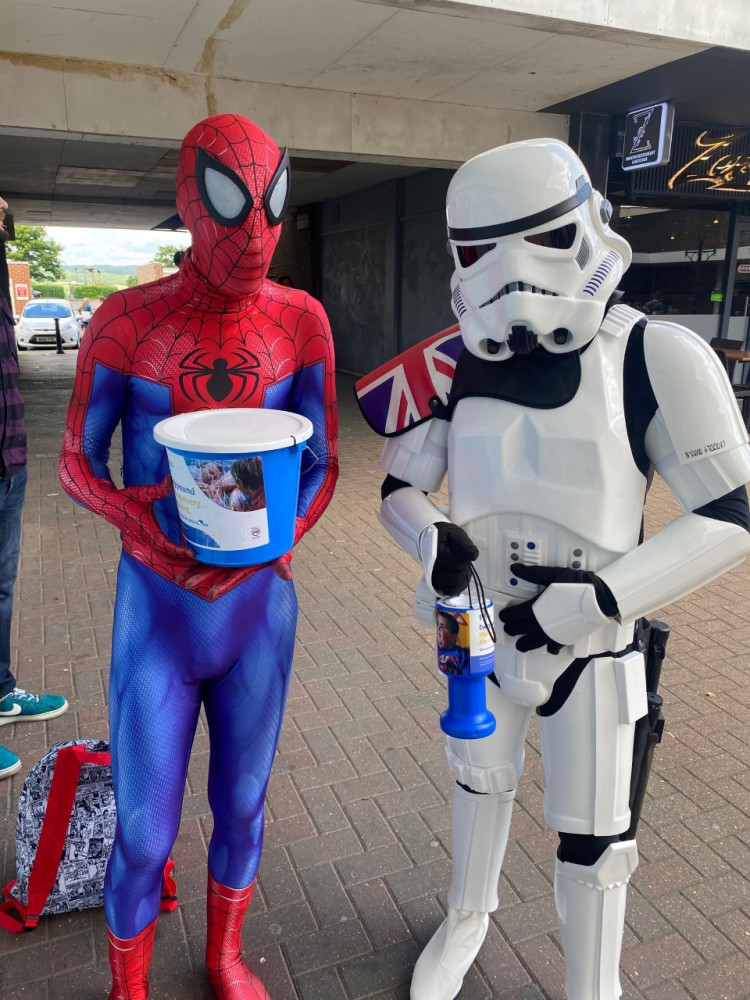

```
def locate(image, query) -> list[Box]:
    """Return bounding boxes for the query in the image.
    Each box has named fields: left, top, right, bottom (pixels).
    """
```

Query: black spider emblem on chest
left=178, top=347, right=261, bottom=404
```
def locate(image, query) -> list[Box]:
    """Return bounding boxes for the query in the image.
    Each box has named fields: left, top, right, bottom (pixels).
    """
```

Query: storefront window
left=612, top=206, right=729, bottom=340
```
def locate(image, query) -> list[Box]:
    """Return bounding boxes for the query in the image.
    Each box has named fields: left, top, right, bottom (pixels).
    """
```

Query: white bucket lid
left=153, top=408, right=313, bottom=454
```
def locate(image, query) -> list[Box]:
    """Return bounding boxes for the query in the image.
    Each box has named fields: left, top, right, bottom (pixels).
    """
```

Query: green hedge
left=33, top=284, right=66, bottom=298
left=72, top=284, right=119, bottom=299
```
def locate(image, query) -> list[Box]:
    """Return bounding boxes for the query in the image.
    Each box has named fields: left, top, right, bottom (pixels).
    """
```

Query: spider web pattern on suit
left=60, top=262, right=338, bottom=601
left=176, top=115, right=281, bottom=291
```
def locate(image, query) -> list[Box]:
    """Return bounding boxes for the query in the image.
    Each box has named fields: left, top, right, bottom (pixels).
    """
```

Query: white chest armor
left=448, top=330, right=647, bottom=602
left=378, top=307, right=750, bottom=707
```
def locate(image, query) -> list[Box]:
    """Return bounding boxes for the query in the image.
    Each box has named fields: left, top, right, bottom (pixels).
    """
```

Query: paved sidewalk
left=1, top=351, right=750, bottom=1000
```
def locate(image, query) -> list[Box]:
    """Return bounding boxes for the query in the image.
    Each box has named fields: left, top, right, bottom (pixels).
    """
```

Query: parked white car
left=15, top=299, right=80, bottom=350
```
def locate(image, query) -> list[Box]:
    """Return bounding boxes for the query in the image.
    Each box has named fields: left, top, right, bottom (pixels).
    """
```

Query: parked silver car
left=15, top=299, right=80, bottom=350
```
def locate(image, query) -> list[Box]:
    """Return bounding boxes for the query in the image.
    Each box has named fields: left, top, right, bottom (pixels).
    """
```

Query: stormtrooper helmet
left=446, top=138, right=632, bottom=361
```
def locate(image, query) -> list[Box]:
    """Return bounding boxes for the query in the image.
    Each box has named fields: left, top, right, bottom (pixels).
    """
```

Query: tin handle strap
left=467, top=564, right=496, bottom=644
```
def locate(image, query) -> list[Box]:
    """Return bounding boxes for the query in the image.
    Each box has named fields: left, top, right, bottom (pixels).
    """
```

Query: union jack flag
left=355, top=325, right=463, bottom=436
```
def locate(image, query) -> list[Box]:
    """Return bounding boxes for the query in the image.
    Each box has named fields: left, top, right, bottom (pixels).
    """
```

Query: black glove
left=498, top=564, right=619, bottom=654
left=431, top=522, right=479, bottom=597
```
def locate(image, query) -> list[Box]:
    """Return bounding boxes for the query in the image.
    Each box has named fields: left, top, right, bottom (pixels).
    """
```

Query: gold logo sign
left=669, top=131, right=750, bottom=193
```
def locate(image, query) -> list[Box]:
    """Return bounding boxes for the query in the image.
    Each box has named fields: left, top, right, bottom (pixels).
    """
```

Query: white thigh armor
left=445, top=678, right=532, bottom=794
left=539, top=650, right=647, bottom=835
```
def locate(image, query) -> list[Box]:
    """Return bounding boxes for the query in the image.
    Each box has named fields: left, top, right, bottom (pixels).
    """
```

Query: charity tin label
left=436, top=600, right=495, bottom=677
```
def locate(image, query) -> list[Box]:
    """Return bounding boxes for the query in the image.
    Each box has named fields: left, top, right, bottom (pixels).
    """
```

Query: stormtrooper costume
left=361, top=139, right=750, bottom=1000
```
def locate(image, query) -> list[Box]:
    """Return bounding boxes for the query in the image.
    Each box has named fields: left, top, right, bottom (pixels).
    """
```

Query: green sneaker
left=0, top=688, right=69, bottom=726
left=0, top=745, right=21, bottom=779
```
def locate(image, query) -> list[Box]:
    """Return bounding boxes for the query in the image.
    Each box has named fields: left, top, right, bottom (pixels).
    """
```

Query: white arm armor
left=378, top=418, right=450, bottom=568
left=602, top=321, right=750, bottom=621
left=532, top=583, right=611, bottom=646
left=598, top=512, right=750, bottom=624
left=379, top=487, right=445, bottom=564
left=535, top=321, right=750, bottom=641
left=379, top=418, right=449, bottom=494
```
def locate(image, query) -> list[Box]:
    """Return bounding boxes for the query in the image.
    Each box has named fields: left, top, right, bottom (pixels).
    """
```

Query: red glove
left=96, top=475, right=194, bottom=559
left=272, top=551, right=293, bottom=580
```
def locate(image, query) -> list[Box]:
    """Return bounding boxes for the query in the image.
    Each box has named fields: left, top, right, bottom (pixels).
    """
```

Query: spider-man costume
left=59, top=114, right=338, bottom=1000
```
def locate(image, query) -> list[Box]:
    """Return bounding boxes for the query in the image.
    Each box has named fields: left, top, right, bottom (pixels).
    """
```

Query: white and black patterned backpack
left=0, top=740, right=177, bottom=932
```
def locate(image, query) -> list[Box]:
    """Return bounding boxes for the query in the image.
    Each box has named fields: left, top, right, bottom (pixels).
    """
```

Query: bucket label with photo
left=168, top=453, right=270, bottom=552
left=436, top=603, right=495, bottom=677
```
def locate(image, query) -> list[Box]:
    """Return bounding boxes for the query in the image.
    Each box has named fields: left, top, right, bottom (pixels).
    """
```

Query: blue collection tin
left=436, top=596, right=496, bottom=739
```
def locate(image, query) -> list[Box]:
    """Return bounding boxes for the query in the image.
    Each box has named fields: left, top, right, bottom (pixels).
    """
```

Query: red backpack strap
left=0, top=880, right=24, bottom=933
left=0, top=745, right=111, bottom=932
left=0, top=745, right=176, bottom=933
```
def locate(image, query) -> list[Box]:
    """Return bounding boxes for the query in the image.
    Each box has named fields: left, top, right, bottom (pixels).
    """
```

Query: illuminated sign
left=668, top=131, right=750, bottom=194
left=622, top=103, right=674, bottom=171
left=629, top=125, right=750, bottom=199
left=14, top=283, right=28, bottom=300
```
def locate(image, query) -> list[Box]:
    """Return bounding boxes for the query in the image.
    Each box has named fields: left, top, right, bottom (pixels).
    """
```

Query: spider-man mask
left=176, top=114, right=291, bottom=296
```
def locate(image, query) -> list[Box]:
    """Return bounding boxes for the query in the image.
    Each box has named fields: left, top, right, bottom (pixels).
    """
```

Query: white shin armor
left=411, top=784, right=513, bottom=1000
left=555, top=840, right=639, bottom=1000
left=447, top=784, right=515, bottom=913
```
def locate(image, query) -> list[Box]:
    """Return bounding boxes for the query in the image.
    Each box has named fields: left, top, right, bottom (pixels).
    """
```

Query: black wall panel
left=319, top=168, right=455, bottom=374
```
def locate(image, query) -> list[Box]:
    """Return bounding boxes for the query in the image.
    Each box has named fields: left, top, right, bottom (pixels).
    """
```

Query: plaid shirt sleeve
left=0, top=295, right=27, bottom=477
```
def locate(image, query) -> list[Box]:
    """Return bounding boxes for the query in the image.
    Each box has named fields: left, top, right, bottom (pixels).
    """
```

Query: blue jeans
left=0, top=465, right=26, bottom=700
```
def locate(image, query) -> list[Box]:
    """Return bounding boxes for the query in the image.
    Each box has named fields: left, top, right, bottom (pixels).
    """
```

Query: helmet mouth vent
left=508, top=326, right=539, bottom=355
left=480, top=282, right=559, bottom=308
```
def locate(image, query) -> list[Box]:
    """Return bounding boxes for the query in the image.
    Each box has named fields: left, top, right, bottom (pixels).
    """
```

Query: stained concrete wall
left=0, top=52, right=568, bottom=167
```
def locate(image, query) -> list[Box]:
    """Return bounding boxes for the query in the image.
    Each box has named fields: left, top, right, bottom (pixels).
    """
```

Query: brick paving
left=1, top=350, right=749, bottom=999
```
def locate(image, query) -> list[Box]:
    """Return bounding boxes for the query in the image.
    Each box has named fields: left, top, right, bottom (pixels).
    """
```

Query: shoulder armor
left=600, top=303, right=645, bottom=338
left=643, top=319, right=730, bottom=385
left=642, top=319, right=750, bottom=507
left=355, top=325, right=463, bottom=436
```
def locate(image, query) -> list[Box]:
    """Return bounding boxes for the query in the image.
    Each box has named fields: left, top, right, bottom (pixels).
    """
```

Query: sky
left=48, top=226, right=191, bottom=268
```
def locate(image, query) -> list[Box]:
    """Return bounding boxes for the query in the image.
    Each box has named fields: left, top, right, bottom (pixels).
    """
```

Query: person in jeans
left=0, top=195, right=68, bottom=780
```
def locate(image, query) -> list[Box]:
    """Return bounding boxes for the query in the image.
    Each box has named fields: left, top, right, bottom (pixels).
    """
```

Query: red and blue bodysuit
left=60, top=114, right=338, bottom=1000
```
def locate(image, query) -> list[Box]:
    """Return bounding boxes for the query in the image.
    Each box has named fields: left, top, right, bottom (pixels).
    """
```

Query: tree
left=153, top=243, right=186, bottom=267
left=6, top=226, right=64, bottom=281
left=126, top=275, right=138, bottom=287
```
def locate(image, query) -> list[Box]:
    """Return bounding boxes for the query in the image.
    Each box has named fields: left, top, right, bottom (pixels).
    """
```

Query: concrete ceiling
left=0, top=0, right=711, bottom=229
left=0, top=133, right=426, bottom=229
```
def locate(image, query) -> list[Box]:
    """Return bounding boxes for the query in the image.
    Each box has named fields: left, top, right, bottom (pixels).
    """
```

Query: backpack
left=0, top=739, right=177, bottom=932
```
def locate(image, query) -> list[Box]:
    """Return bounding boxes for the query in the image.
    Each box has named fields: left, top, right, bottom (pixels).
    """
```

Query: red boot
left=107, top=919, right=157, bottom=1000
left=206, top=872, right=271, bottom=1000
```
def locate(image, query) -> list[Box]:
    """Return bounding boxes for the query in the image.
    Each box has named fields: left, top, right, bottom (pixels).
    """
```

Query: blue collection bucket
left=153, top=408, right=313, bottom=567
